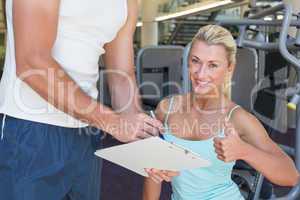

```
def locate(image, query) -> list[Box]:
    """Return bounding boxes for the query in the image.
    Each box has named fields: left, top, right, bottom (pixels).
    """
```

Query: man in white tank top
left=0, top=0, right=177, bottom=199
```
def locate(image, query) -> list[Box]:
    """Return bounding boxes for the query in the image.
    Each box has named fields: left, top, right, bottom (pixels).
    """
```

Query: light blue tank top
left=162, top=97, right=244, bottom=200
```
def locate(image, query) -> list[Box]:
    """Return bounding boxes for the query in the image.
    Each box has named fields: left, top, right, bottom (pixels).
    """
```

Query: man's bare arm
left=13, top=0, right=163, bottom=142
left=103, top=0, right=141, bottom=114
left=13, top=0, right=118, bottom=132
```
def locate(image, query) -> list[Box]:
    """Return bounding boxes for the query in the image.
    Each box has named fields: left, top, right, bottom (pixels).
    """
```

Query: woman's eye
left=209, top=64, right=218, bottom=68
left=192, top=59, right=198, bottom=64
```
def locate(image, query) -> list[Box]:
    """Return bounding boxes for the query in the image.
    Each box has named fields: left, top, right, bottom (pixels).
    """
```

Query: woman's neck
left=190, top=92, right=230, bottom=113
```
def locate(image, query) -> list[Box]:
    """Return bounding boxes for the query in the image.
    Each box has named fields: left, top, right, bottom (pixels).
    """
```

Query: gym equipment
left=218, top=3, right=300, bottom=199
left=136, top=45, right=184, bottom=109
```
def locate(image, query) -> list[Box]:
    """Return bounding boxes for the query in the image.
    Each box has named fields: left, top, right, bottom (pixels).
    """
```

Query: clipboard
left=95, top=136, right=211, bottom=177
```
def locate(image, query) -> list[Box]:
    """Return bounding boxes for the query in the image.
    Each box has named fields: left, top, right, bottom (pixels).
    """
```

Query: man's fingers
left=143, top=123, right=159, bottom=136
left=135, top=126, right=153, bottom=139
left=136, top=134, right=152, bottom=140
left=143, top=115, right=164, bottom=131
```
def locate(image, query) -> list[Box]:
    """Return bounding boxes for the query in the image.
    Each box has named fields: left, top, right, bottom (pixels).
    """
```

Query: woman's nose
left=196, top=66, right=208, bottom=78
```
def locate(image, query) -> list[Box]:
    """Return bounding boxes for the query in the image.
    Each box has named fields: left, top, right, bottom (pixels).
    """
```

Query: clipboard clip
left=169, top=141, right=190, bottom=155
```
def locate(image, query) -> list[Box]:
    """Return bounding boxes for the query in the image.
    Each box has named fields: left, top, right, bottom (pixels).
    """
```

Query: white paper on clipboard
left=94, top=136, right=211, bottom=177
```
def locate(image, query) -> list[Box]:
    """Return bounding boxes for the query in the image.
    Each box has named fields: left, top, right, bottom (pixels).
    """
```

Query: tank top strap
left=225, top=105, right=241, bottom=121
left=164, top=96, right=175, bottom=129
left=219, top=105, right=241, bottom=137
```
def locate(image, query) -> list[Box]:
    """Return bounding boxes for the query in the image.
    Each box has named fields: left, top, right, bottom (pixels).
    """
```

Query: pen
left=149, top=110, right=156, bottom=119
left=149, top=110, right=165, bottom=140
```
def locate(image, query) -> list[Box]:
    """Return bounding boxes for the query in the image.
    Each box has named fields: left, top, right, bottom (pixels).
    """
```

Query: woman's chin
left=192, top=86, right=218, bottom=98
left=193, top=86, right=210, bottom=95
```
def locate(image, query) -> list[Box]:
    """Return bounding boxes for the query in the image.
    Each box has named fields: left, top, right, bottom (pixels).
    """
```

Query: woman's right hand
left=110, top=113, right=165, bottom=143
left=145, top=168, right=180, bottom=183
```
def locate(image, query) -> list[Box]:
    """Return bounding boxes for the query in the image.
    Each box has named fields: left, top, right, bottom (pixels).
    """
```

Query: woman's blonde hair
left=190, top=25, right=237, bottom=97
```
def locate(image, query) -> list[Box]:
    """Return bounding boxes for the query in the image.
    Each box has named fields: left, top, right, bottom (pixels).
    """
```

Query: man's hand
left=109, top=113, right=165, bottom=143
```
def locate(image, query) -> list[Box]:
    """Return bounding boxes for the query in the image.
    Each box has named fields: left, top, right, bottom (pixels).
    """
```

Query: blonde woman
left=143, top=25, right=299, bottom=200
left=0, top=0, right=171, bottom=199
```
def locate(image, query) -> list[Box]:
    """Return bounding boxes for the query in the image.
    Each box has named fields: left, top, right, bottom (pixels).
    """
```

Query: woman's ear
left=228, top=63, right=235, bottom=73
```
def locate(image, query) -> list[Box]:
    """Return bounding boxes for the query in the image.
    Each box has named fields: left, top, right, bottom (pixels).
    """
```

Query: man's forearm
left=16, top=55, right=120, bottom=133
left=107, top=69, right=142, bottom=114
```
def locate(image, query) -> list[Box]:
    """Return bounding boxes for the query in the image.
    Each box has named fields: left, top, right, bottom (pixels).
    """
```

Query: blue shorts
left=0, top=114, right=103, bottom=200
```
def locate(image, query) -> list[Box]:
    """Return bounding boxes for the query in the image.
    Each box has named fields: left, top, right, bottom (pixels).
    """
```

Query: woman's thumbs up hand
left=213, top=120, right=247, bottom=162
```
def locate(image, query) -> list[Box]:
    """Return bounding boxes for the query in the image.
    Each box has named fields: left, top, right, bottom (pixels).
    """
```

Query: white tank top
left=0, top=0, right=128, bottom=127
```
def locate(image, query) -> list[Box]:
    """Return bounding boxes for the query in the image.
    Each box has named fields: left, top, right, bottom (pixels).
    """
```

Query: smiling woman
left=0, top=0, right=169, bottom=200
left=143, top=25, right=299, bottom=200
left=189, top=25, right=236, bottom=99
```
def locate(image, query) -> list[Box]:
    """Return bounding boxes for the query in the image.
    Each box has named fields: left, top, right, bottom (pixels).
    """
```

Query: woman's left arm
left=214, top=108, right=300, bottom=186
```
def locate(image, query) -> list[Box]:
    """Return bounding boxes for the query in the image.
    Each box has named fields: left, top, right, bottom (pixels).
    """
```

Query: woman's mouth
left=196, top=80, right=210, bottom=87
